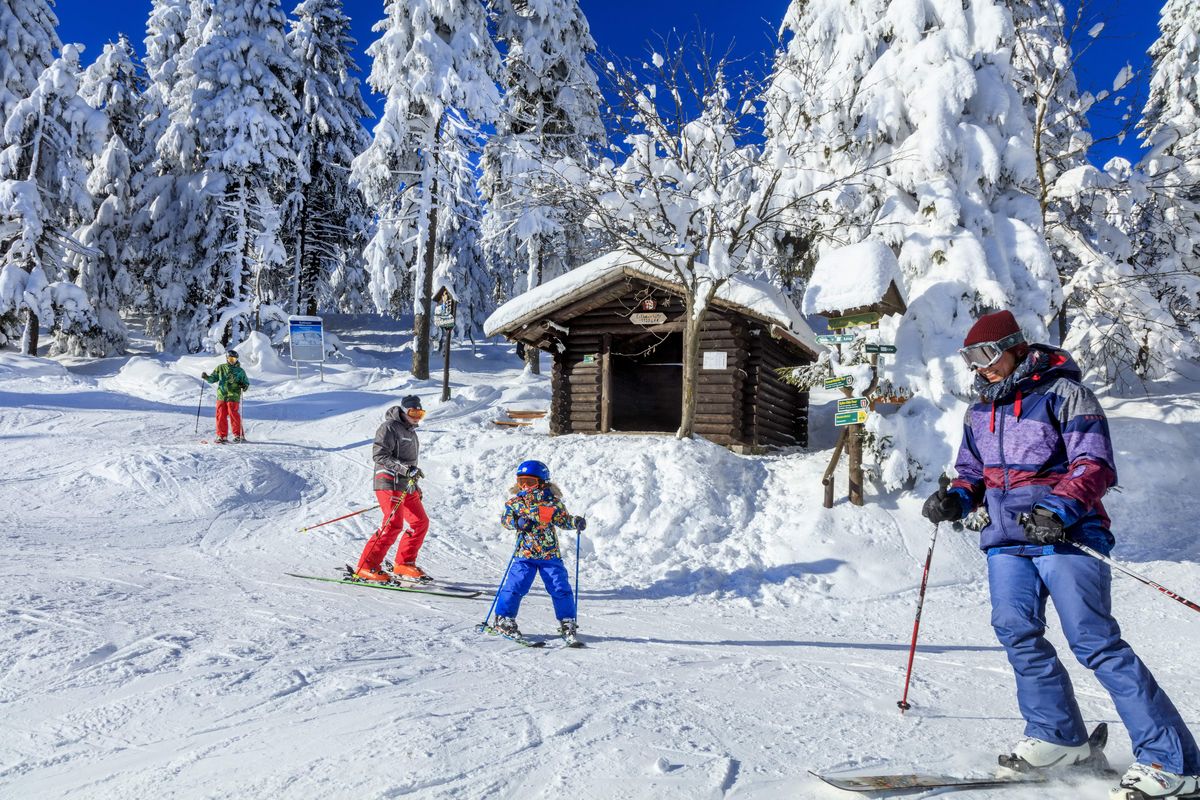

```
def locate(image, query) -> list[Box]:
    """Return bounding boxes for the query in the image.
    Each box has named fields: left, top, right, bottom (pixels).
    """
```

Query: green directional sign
left=835, top=409, right=869, bottom=426
left=824, top=376, right=853, bottom=390
left=837, top=397, right=869, bottom=412
left=816, top=333, right=857, bottom=345
left=826, top=311, right=880, bottom=330
left=865, top=344, right=898, bottom=354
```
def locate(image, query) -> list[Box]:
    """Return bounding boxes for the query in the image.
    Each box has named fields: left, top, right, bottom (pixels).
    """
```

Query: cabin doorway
left=608, top=332, right=682, bottom=432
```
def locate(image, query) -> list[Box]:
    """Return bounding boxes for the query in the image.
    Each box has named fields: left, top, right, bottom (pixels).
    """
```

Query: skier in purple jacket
left=921, top=310, right=1200, bottom=800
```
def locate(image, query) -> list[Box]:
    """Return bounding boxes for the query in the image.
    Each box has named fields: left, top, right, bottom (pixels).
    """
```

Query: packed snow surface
left=2, top=316, right=1198, bottom=799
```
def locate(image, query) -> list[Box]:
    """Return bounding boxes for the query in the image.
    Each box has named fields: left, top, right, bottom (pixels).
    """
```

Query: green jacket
left=205, top=363, right=249, bottom=402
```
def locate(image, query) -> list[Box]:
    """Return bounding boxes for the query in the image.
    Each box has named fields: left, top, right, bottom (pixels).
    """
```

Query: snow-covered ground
left=2, top=316, right=1199, bottom=799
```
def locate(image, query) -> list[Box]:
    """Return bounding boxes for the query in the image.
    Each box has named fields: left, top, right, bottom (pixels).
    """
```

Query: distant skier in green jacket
left=202, top=350, right=249, bottom=443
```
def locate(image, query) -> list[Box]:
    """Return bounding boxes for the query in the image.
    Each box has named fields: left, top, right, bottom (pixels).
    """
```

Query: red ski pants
left=216, top=400, right=243, bottom=438
left=356, top=490, right=430, bottom=571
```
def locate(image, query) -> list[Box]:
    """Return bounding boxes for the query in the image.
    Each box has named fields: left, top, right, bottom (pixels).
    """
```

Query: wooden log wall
left=743, top=328, right=811, bottom=448
left=692, top=313, right=747, bottom=444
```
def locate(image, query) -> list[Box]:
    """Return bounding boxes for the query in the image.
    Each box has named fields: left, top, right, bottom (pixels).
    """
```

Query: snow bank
left=105, top=356, right=202, bottom=404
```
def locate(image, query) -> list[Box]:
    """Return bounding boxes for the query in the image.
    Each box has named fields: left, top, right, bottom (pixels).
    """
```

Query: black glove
left=574, top=516, right=587, bottom=532
left=1020, top=508, right=1068, bottom=545
left=921, top=486, right=963, bottom=524
left=404, top=466, right=424, bottom=480
left=201, top=372, right=208, bottom=380
left=515, top=515, right=535, bottom=532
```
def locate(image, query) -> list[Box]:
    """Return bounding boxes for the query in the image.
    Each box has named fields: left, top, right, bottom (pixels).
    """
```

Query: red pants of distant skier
left=357, top=490, right=430, bottom=571
left=216, top=400, right=243, bottom=439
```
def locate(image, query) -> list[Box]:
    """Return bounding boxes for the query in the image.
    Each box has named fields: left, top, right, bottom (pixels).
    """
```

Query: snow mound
left=803, top=240, right=903, bottom=315
left=105, top=357, right=203, bottom=404
left=229, top=331, right=291, bottom=375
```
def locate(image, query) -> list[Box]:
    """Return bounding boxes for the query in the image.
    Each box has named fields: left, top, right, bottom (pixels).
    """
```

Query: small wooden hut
left=484, top=252, right=823, bottom=450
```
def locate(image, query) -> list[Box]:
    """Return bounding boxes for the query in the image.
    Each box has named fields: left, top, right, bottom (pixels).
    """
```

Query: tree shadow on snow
left=579, top=559, right=846, bottom=601
left=582, top=634, right=1003, bottom=653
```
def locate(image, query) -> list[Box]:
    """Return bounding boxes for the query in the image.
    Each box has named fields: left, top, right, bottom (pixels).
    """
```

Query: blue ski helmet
left=516, top=460, right=550, bottom=482
left=226, top=349, right=239, bottom=360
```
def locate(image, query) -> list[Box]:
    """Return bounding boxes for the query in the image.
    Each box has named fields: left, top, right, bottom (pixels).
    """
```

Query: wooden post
left=600, top=333, right=612, bottom=433
left=847, top=424, right=863, bottom=505
left=440, top=328, right=452, bottom=402
left=822, top=427, right=848, bottom=509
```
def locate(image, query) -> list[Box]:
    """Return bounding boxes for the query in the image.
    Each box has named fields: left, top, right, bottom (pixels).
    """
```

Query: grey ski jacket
left=372, top=406, right=419, bottom=491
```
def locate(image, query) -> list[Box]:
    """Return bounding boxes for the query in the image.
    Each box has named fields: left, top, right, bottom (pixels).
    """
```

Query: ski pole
left=573, top=528, right=581, bottom=618
left=298, top=504, right=380, bottom=533
left=1016, top=513, right=1200, bottom=614
left=1073, top=541, right=1200, bottom=613
left=194, top=383, right=205, bottom=435
left=898, top=518, right=941, bottom=713
left=477, top=539, right=521, bottom=632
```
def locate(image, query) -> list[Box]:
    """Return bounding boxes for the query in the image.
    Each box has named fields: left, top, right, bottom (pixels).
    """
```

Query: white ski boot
left=1111, top=763, right=1200, bottom=799
left=998, top=723, right=1111, bottom=775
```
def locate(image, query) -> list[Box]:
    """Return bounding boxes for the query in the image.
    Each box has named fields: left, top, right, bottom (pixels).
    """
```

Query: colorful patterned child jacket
left=501, top=483, right=581, bottom=560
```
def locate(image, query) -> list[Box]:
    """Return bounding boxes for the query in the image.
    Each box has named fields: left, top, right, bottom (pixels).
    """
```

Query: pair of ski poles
left=897, top=505, right=1200, bottom=714
left=478, top=527, right=583, bottom=631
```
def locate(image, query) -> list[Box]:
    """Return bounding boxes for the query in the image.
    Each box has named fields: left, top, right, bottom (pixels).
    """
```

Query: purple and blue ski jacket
left=949, top=345, right=1117, bottom=553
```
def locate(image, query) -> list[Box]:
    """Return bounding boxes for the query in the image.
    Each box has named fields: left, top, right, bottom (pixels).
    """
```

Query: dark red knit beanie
left=964, top=310, right=1022, bottom=347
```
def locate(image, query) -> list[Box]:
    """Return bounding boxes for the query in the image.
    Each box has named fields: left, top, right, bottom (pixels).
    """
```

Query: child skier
left=492, top=460, right=587, bottom=645
left=201, top=349, right=249, bottom=443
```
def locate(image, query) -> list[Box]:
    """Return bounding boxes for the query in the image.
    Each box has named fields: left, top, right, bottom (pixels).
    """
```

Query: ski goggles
left=515, top=475, right=542, bottom=489
left=958, top=331, right=1025, bottom=369
left=404, top=407, right=426, bottom=420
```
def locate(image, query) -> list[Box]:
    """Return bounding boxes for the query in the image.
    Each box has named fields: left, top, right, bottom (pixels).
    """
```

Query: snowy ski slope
left=1, top=316, right=1198, bottom=799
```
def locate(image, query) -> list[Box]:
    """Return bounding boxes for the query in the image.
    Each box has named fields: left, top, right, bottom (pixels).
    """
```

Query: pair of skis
left=476, top=623, right=584, bottom=649
left=813, top=723, right=1113, bottom=795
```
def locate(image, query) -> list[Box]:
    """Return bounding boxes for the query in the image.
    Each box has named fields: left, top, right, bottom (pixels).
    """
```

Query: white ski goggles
left=958, top=331, right=1025, bottom=369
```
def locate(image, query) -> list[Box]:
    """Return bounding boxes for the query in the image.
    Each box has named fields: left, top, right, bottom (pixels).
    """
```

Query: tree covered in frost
left=0, top=0, right=61, bottom=123
left=0, top=45, right=104, bottom=355
left=351, top=0, right=500, bottom=378
left=164, top=0, right=302, bottom=350
left=126, top=0, right=203, bottom=351
left=764, top=0, right=1059, bottom=485
left=480, top=0, right=604, bottom=371
left=286, top=0, right=372, bottom=316
left=57, top=37, right=145, bottom=356
left=432, top=111, right=493, bottom=339
left=544, top=42, right=828, bottom=438
left=1131, top=0, right=1200, bottom=372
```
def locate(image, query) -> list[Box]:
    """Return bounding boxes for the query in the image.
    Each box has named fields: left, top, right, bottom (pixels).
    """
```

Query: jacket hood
left=976, top=344, right=1080, bottom=402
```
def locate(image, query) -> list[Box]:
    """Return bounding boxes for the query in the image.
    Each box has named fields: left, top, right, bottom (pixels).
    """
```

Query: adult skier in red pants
left=355, top=396, right=432, bottom=583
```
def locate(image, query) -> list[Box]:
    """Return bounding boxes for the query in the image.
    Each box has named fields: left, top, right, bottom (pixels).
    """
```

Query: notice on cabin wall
left=702, top=351, right=727, bottom=370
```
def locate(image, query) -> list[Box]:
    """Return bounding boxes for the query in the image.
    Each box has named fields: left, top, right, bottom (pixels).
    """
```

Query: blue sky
left=53, top=0, right=1160, bottom=168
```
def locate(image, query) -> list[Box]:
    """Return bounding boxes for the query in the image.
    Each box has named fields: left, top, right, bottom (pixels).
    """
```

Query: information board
left=288, top=315, right=325, bottom=363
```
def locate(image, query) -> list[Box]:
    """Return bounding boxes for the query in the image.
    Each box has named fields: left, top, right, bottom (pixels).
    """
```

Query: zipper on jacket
left=998, top=401, right=1010, bottom=492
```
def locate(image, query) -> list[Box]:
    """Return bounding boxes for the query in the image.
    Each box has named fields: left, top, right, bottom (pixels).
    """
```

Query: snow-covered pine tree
left=166, top=0, right=302, bottom=350
left=764, top=0, right=1059, bottom=485
left=0, top=44, right=105, bottom=354
left=351, top=0, right=500, bottom=379
left=0, top=0, right=61, bottom=124
left=480, top=0, right=604, bottom=371
left=1132, top=0, right=1200, bottom=371
left=59, top=37, right=145, bottom=356
left=286, top=0, right=372, bottom=316
left=432, top=110, right=492, bottom=340
left=126, top=0, right=203, bottom=352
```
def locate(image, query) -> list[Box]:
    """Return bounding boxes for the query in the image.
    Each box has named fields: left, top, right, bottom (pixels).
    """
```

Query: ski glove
left=403, top=465, right=424, bottom=480
left=573, top=516, right=587, bottom=532
left=515, top=515, right=535, bottom=532
left=1020, top=508, right=1068, bottom=545
left=201, top=372, right=208, bottom=380
left=921, top=487, right=963, bottom=524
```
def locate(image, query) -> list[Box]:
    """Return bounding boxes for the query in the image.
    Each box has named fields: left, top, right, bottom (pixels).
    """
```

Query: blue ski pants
left=988, top=550, right=1200, bottom=773
left=494, top=557, right=576, bottom=620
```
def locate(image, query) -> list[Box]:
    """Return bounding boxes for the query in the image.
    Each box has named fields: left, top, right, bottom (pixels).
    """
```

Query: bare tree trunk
left=525, top=240, right=542, bottom=374
left=412, top=117, right=443, bottom=380
left=677, top=292, right=704, bottom=439
left=22, top=309, right=39, bottom=356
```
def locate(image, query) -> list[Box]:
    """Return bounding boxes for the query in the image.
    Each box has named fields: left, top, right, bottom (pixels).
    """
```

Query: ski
left=814, top=724, right=1111, bottom=795
left=476, top=624, right=546, bottom=648
left=285, top=572, right=482, bottom=599
left=810, top=771, right=1047, bottom=793
left=344, top=564, right=478, bottom=596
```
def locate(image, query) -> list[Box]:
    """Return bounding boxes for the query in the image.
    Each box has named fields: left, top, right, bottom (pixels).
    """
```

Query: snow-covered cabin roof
left=802, top=240, right=907, bottom=317
left=484, top=250, right=823, bottom=356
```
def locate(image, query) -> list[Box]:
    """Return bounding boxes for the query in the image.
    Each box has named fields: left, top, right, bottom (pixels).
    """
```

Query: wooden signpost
left=434, top=287, right=456, bottom=402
